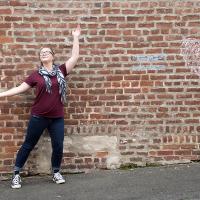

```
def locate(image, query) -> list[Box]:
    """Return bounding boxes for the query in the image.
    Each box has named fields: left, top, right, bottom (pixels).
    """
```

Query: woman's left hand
left=72, top=24, right=81, bottom=37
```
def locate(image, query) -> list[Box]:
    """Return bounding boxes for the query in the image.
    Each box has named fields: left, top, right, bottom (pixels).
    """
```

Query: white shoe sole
left=11, top=185, right=21, bottom=189
left=53, top=179, right=65, bottom=184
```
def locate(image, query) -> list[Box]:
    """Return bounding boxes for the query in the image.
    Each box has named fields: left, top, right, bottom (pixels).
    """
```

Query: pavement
left=1, top=163, right=200, bottom=200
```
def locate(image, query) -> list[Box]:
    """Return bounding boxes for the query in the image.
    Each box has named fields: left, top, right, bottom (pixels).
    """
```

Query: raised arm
left=0, top=82, right=31, bottom=98
left=65, top=24, right=81, bottom=74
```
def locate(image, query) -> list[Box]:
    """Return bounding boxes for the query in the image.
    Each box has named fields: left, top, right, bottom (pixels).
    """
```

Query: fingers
left=71, top=24, right=81, bottom=35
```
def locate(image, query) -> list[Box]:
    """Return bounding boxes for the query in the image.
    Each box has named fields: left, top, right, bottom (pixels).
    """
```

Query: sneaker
left=53, top=172, right=65, bottom=184
left=11, top=174, right=22, bottom=189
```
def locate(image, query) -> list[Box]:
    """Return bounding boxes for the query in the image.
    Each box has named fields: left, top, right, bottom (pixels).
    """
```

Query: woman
left=0, top=25, right=81, bottom=189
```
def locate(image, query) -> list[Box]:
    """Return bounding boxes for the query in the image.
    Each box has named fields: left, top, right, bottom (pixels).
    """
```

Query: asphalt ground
left=1, top=163, right=200, bottom=200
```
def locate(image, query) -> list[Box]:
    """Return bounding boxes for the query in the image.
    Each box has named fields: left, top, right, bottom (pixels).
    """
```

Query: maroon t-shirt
left=24, top=64, right=68, bottom=118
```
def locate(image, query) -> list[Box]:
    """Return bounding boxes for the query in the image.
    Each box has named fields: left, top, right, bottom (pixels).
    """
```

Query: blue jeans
left=14, top=115, right=64, bottom=172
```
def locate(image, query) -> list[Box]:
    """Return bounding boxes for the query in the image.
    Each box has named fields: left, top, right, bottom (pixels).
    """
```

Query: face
left=39, top=48, right=54, bottom=64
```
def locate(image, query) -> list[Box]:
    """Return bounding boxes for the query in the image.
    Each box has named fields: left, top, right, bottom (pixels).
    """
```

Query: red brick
left=138, top=23, right=154, bottom=28
left=96, top=151, right=108, bottom=158
left=127, top=16, right=144, bottom=21
left=4, top=16, right=22, bottom=21
left=103, top=8, right=120, bottom=14
left=163, top=145, right=180, bottom=150
left=174, top=150, right=192, bottom=156
left=65, top=120, right=78, bottom=125
left=0, top=9, right=12, bottom=14
left=157, top=150, right=173, bottom=156
left=106, top=76, right=123, bottom=81
left=10, top=1, right=27, bottom=6
left=156, top=22, right=173, bottom=28
left=140, top=81, right=153, bottom=87
left=108, top=16, right=125, bottom=21
left=0, top=36, right=13, bottom=43
left=156, top=8, right=173, bottom=14
left=122, top=9, right=135, bottom=15
left=180, top=144, right=197, bottom=149
left=137, top=9, right=154, bottom=14
left=147, top=36, right=163, bottom=41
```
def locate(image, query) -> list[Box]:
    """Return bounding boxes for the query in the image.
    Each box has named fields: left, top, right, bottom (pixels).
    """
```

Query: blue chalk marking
left=131, top=65, right=166, bottom=71
left=130, top=54, right=166, bottom=71
left=131, top=54, right=166, bottom=62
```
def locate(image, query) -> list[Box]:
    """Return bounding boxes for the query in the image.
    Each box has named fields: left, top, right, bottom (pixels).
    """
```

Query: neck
left=42, top=62, right=53, bottom=72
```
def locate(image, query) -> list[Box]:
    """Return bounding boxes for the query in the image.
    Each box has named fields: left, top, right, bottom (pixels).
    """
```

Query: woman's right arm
left=0, top=82, right=31, bottom=98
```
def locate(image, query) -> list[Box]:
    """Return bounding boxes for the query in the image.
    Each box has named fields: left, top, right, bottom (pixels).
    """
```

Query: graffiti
left=180, top=38, right=200, bottom=76
left=131, top=54, right=165, bottom=62
left=131, top=54, right=166, bottom=71
left=132, top=65, right=166, bottom=71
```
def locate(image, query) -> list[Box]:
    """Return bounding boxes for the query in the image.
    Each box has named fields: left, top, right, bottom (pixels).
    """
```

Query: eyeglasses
left=40, top=51, right=53, bottom=56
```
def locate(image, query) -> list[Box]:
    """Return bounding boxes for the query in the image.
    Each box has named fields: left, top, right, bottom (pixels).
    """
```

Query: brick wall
left=1, top=0, right=200, bottom=176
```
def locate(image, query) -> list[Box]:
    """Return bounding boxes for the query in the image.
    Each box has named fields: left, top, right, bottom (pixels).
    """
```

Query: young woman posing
left=0, top=25, right=81, bottom=189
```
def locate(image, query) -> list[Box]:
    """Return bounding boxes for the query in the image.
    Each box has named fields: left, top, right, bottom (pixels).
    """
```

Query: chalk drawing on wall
left=131, top=54, right=167, bottom=71
left=180, top=38, right=200, bottom=76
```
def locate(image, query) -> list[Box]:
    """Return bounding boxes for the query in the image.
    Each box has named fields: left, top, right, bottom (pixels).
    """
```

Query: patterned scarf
left=38, top=64, right=67, bottom=104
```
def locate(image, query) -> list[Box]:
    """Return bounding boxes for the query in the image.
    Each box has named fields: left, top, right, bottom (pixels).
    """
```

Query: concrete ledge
left=34, top=135, right=121, bottom=174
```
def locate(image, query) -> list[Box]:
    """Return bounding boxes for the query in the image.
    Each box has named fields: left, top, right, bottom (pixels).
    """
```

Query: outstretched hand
left=72, top=24, right=81, bottom=37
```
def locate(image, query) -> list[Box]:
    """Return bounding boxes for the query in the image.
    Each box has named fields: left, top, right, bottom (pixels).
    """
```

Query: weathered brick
left=1, top=0, right=200, bottom=176
left=0, top=36, right=13, bottom=43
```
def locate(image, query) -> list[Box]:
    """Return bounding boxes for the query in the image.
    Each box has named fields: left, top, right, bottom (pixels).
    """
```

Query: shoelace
left=54, top=173, right=63, bottom=180
left=12, top=175, right=21, bottom=184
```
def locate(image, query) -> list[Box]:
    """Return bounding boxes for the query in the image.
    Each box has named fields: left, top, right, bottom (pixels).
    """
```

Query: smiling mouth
left=41, top=56, right=49, bottom=59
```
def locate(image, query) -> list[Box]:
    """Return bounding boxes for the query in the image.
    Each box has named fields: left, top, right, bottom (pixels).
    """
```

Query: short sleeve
left=24, top=72, right=37, bottom=87
left=59, top=63, right=68, bottom=77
